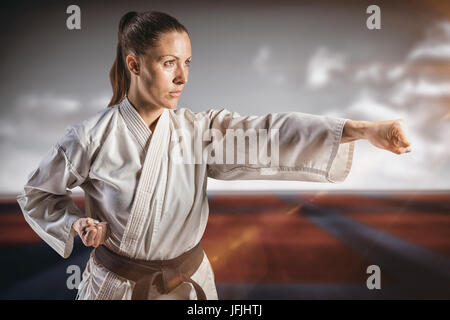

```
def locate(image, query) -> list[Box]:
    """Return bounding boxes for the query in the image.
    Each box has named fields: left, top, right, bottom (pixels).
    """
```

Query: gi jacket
left=16, top=96, right=354, bottom=299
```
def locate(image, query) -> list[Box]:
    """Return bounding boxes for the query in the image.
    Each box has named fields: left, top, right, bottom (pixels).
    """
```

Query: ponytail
left=107, top=11, right=137, bottom=107
left=107, top=42, right=129, bottom=107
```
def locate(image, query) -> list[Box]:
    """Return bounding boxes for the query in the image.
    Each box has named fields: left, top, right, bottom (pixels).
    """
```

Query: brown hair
left=107, top=11, right=189, bottom=107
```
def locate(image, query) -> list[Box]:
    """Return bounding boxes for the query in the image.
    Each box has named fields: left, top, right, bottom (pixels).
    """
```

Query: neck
left=127, top=87, right=164, bottom=131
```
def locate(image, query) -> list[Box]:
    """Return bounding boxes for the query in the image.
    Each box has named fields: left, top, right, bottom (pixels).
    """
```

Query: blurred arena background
left=0, top=0, right=449, bottom=299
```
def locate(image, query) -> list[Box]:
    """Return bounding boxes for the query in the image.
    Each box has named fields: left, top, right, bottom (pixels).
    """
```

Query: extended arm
left=204, top=109, right=354, bottom=183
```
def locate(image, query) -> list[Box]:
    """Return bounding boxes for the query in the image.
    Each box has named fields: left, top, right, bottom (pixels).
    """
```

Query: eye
left=164, top=60, right=175, bottom=66
left=186, top=60, right=191, bottom=67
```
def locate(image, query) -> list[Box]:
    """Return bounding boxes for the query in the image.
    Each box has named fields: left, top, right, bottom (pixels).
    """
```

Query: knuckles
left=76, top=218, right=109, bottom=248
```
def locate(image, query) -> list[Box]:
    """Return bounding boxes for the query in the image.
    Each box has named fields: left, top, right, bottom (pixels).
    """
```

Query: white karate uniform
left=16, top=96, right=354, bottom=299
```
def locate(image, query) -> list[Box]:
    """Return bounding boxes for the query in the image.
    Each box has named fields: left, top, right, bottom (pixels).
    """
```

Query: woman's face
left=135, top=31, right=192, bottom=110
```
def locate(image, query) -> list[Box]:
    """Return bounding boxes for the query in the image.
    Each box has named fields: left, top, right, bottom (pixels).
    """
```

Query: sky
left=0, top=0, right=449, bottom=194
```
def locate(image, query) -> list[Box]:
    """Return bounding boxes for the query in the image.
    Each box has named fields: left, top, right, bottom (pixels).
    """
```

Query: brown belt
left=93, top=242, right=207, bottom=300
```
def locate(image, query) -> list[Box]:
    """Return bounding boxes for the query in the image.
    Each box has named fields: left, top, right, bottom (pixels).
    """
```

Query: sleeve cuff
left=326, top=119, right=355, bottom=183
left=17, top=192, right=80, bottom=259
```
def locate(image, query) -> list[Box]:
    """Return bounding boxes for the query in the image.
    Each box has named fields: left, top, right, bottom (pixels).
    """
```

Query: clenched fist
left=341, top=119, right=412, bottom=155
left=72, top=218, right=109, bottom=248
left=366, top=119, right=411, bottom=155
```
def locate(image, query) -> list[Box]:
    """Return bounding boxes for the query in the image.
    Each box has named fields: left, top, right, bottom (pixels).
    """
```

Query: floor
left=1, top=191, right=449, bottom=299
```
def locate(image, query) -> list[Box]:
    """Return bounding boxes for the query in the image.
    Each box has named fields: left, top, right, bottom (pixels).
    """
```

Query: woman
left=16, top=10, right=411, bottom=300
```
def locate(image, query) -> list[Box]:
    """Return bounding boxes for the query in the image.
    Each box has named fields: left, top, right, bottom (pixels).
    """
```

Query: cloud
left=17, top=93, right=81, bottom=115
left=0, top=93, right=84, bottom=147
left=390, top=79, right=450, bottom=105
left=252, top=45, right=271, bottom=75
left=353, top=63, right=382, bottom=82
left=408, top=21, right=450, bottom=61
left=350, top=21, right=450, bottom=85
left=306, top=47, right=345, bottom=88
left=409, top=44, right=450, bottom=60
left=352, top=63, right=407, bottom=84
left=324, top=90, right=407, bottom=121
left=386, top=65, right=406, bottom=81
left=251, top=45, right=287, bottom=87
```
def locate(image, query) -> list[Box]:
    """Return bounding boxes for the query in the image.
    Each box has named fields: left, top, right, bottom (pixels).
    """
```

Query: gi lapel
left=119, top=96, right=152, bottom=150
left=119, top=97, right=171, bottom=257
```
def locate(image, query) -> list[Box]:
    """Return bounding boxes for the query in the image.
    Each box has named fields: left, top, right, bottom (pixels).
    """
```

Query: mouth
left=169, top=90, right=182, bottom=97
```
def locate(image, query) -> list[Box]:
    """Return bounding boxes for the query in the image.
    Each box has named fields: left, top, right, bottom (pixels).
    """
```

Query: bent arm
left=16, top=127, right=91, bottom=258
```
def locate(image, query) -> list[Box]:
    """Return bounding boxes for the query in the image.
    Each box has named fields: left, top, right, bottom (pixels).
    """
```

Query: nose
left=174, top=64, right=188, bottom=85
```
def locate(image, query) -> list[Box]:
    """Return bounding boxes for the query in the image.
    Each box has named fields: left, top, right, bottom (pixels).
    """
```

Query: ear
left=125, top=54, right=140, bottom=75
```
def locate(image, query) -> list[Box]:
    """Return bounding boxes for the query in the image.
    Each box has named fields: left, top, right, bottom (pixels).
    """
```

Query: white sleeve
left=16, top=126, right=91, bottom=258
left=204, top=108, right=354, bottom=183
